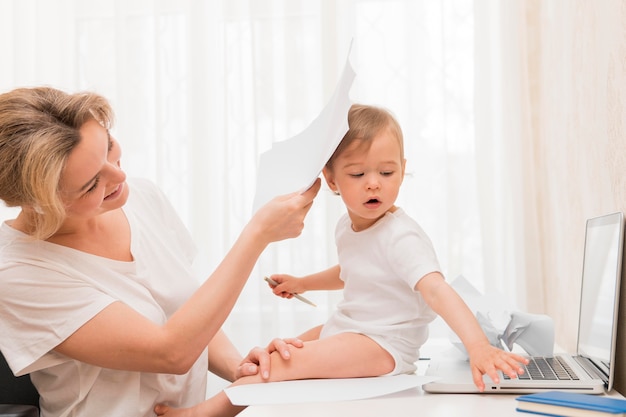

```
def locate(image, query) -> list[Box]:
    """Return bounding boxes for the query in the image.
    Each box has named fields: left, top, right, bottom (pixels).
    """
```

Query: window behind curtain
left=0, top=0, right=477, bottom=354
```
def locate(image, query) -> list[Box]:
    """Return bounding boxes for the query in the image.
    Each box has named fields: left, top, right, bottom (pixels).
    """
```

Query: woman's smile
left=104, top=183, right=124, bottom=201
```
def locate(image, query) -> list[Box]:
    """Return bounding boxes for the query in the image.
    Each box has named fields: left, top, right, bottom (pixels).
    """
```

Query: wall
left=524, top=0, right=626, bottom=393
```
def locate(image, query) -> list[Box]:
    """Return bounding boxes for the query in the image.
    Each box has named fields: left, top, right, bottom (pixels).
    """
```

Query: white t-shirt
left=320, top=209, right=440, bottom=374
left=0, top=178, right=208, bottom=417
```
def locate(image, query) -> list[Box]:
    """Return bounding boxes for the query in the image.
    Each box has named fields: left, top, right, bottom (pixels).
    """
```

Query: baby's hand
left=467, top=344, right=529, bottom=391
left=265, top=274, right=304, bottom=299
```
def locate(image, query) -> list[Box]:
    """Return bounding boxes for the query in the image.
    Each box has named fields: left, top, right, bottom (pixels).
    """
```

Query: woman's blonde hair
left=0, top=87, right=114, bottom=239
left=325, top=104, right=404, bottom=171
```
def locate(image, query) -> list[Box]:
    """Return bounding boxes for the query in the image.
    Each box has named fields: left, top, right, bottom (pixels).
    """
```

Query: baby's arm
left=268, top=265, right=343, bottom=299
left=416, top=272, right=529, bottom=392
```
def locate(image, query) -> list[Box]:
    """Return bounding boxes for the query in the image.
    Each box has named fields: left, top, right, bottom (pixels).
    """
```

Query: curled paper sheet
left=501, top=311, right=555, bottom=357
left=448, top=275, right=555, bottom=357
left=224, top=375, right=432, bottom=406
left=252, top=43, right=356, bottom=212
left=476, top=311, right=503, bottom=348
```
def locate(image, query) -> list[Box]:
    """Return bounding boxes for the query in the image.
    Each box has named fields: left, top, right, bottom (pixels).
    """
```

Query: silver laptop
left=423, top=212, right=625, bottom=394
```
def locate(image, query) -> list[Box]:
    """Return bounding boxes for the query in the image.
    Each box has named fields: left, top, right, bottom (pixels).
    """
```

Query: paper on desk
left=448, top=275, right=554, bottom=357
left=224, top=374, right=436, bottom=406
left=251, top=45, right=356, bottom=212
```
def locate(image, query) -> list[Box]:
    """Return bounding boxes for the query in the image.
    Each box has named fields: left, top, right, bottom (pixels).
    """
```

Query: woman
left=0, top=86, right=320, bottom=416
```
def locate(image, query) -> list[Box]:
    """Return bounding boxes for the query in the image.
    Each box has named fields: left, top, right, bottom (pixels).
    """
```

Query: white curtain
left=473, top=0, right=541, bottom=313
left=0, top=0, right=494, bottom=363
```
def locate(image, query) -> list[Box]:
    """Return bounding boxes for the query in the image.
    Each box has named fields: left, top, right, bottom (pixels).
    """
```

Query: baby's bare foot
left=155, top=391, right=245, bottom=417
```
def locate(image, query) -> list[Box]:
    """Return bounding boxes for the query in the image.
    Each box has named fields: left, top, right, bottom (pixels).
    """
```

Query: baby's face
left=324, top=131, right=405, bottom=232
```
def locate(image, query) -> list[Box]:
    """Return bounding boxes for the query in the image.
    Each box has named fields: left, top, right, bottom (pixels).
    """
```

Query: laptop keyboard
left=502, top=356, right=580, bottom=381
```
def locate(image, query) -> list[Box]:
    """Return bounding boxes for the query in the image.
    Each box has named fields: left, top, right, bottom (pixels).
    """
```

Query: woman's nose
left=105, top=160, right=126, bottom=183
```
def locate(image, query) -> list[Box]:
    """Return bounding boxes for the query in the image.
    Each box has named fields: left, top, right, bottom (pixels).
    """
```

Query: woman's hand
left=236, top=337, right=304, bottom=380
left=247, top=178, right=321, bottom=246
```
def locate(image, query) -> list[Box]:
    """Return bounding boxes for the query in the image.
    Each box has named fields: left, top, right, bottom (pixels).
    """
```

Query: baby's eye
left=349, top=173, right=364, bottom=178
left=381, top=171, right=394, bottom=176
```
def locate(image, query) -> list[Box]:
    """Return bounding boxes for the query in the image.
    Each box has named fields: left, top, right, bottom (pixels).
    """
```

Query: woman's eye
left=85, top=177, right=100, bottom=194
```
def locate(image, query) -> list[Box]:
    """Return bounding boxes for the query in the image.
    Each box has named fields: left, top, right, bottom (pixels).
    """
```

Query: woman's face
left=59, top=119, right=129, bottom=220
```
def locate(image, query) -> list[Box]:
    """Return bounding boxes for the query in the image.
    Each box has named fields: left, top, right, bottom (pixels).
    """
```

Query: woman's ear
left=322, top=167, right=339, bottom=195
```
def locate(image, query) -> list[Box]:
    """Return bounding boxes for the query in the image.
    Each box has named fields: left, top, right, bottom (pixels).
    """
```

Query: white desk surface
left=239, top=389, right=523, bottom=417
left=238, top=338, right=625, bottom=417
left=239, top=380, right=625, bottom=417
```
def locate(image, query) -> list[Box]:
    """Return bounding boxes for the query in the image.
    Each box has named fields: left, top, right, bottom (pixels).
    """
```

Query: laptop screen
left=577, top=212, right=624, bottom=381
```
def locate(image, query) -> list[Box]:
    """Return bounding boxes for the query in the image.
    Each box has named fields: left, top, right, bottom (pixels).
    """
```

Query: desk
left=240, top=384, right=626, bottom=417
left=238, top=338, right=624, bottom=417
left=239, top=388, right=523, bottom=417
left=238, top=338, right=517, bottom=416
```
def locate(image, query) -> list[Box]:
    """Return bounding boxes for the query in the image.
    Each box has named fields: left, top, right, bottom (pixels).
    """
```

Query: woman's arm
left=54, top=180, right=321, bottom=374
left=206, top=329, right=246, bottom=382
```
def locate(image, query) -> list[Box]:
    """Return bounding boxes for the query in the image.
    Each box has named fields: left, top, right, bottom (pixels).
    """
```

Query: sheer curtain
left=473, top=0, right=542, bottom=313
left=0, top=0, right=486, bottom=360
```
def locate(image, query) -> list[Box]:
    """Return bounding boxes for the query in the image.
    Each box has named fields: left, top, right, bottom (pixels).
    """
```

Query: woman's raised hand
left=248, top=178, right=321, bottom=245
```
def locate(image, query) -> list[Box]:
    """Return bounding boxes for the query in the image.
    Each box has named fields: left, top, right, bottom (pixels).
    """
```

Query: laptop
left=423, top=212, right=625, bottom=394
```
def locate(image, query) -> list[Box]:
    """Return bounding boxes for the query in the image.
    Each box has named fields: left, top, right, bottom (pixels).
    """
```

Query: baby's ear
left=321, top=167, right=338, bottom=194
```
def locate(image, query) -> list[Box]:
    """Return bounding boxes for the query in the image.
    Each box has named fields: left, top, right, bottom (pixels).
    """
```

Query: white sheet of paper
left=224, top=374, right=436, bottom=406
left=252, top=46, right=356, bottom=212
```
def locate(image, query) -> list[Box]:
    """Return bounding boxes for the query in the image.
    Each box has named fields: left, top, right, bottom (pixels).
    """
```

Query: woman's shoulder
left=124, top=178, right=190, bottom=236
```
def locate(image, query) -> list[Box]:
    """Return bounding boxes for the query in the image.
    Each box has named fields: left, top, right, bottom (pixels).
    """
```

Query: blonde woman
left=0, top=86, right=320, bottom=417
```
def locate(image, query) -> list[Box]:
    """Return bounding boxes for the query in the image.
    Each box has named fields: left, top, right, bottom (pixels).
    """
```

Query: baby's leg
left=156, top=332, right=394, bottom=417
left=297, top=324, right=322, bottom=341
left=252, top=332, right=395, bottom=380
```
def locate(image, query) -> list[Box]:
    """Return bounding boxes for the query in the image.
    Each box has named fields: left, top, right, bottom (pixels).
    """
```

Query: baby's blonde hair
left=0, top=87, right=114, bottom=239
left=326, top=104, right=404, bottom=171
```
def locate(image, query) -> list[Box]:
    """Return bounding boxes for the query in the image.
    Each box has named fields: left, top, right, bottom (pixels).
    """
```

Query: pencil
left=263, top=276, right=317, bottom=307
